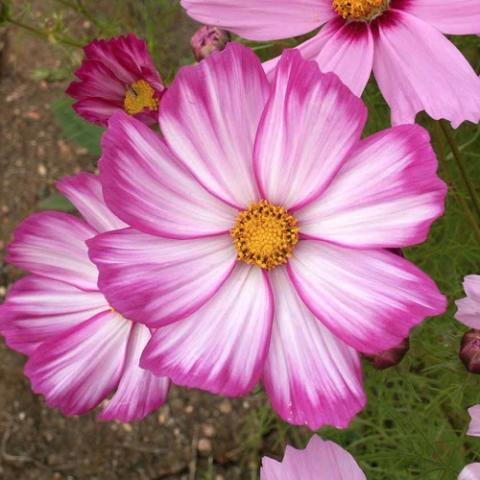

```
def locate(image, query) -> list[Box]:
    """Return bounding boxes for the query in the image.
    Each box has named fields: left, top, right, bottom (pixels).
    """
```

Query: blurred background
left=0, top=1, right=480, bottom=479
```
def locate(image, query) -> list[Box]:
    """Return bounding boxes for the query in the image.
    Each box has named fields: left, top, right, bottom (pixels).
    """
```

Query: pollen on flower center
left=123, top=79, right=159, bottom=115
left=230, top=200, right=299, bottom=270
left=332, top=0, right=389, bottom=21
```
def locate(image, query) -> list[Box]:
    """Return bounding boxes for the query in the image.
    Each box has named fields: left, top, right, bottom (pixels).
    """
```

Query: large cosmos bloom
left=66, top=34, right=165, bottom=126
left=261, top=435, right=366, bottom=479
left=181, top=0, right=480, bottom=127
left=89, top=43, right=447, bottom=429
left=455, top=275, right=480, bottom=328
left=0, top=173, right=169, bottom=421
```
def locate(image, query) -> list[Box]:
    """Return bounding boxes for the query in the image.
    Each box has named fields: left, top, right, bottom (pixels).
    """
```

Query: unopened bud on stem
left=365, top=337, right=410, bottom=370
left=460, top=329, right=480, bottom=373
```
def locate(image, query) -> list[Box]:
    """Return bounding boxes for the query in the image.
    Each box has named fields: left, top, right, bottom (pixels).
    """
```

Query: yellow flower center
left=231, top=200, right=299, bottom=270
left=332, top=0, right=389, bottom=21
left=123, top=79, right=159, bottom=116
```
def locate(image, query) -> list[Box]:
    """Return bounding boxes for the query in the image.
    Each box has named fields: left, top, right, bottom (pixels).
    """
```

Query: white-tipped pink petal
left=372, top=10, right=480, bottom=128
left=0, top=276, right=107, bottom=355
left=254, top=49, right=366, bottom=210
left=160, top=42, right=269, bottom=208
left=261, top=435, right=366, bottom=480
left=57, top=172, right=127, bottom=234
left=25, top=310, right=130, bottom=416
left=7, top=212, right=98, bottom=290
left=467, top=405, right=480, bottom=437
left=100, top=111, right=236, bottom=238
left=88, top=228, right=237, bottom=327
left=459, top=464, right=480, bottom=480
left=297, top=125, right=447, bottom=248
left=289, top=241, right=446, bottom=354
left=455, top=275, right=480, bottom=328
left=99, top=323, right=170, bottom=422
left=263, top=268, right=366, bottom=430
left=180, top=0, right=333, bottom=41
left=402, top=0, right=480, bottom=35
left=141, top=264, right=273, bottom=396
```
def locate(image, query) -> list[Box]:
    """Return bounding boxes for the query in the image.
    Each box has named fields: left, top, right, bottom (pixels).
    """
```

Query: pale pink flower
left=89, top=43, right=446, bottom=429
left=459, top=464, right=480, bottom=480
left=456, top=275, right=480, bottom=328
left=0, top=173, right=169, bottom=421
left=467, top=405, right=480, bottom=437
left=181, top=0, right=480, bottom=127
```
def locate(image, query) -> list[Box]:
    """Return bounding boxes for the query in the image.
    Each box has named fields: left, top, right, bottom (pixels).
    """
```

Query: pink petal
left=467, top=405, right=480, bottom=437
left=57, top=172, right=127, bottom=234
left=459, top=464, right=480, bottom=480
left=25, top=310, right=131, bottom=416
left=100, top=111, right=237, bottom=238
left=401, top=0, right=480, bottom=35
left=180, top=0, right=333, bottom=41
left=372, top=10, right=480, bottom=128
left=254, top=49, right=366, bottom=210
left=261, top=435, right=366, bottom=480
left=72, top=98, right=120, bottom=126
left=7, top=212, right=98, bottom=290
left=289, top=240, right=447, bottom=354
left=0, top=276, right=107, bottom=355
left=88, top=228, right=237, bottom=327
left=141, top=264, right=273, bottom=396
left=456, top=275, right=480, bottom=329
left=99, top=323, right=170, bottom=422
left=160, top=42, right=269, bottom=208
left=296, top=125, right=447, bottom=248
left=263, top=268, right=365, bottom=430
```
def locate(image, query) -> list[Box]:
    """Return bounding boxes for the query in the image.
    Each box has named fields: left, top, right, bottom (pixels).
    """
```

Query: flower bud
left=191, top=26, right=230, bottom=62
left=365, top=337, right=410, bottom=370
left=460, top=329, right=480, bottom=373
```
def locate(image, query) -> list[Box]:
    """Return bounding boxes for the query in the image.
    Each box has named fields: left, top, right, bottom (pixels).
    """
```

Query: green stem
left=440, top=120, right=480, bottom=219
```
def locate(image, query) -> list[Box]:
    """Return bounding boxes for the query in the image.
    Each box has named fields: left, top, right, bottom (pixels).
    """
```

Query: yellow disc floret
left=332, top=0, right=389, bottom=21
left=123, top=79, right=158, bottom=115
left=231, top=200, right=299, bottom=270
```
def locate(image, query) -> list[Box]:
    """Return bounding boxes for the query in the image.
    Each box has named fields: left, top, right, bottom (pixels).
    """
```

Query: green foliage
left=36, top=193, right=75, bottom=212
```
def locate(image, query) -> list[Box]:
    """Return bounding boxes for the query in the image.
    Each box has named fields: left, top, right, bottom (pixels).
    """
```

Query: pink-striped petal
left=467, top=405, right=480, bottom=437
left=7, top=212, right=98, bottom=290
left=261, top=435, right=366, bottom=480
left=0, top=276, right=107, bottom=355
left=296, top=125, right=447, bottom=248
left=57, top=172, right=127, bottom=234
left=372, top=10, right=480, bottom=127
left=141, top=264, right=273, bottom=396
left=99, top=323, right=170, bottom=422
left=455, top=275, right=480, bottom=329
left=401, top=0, right=480, bottom=35
left=254, top=49, right=366, bottom=210
left=289, top=240, right=447, bottom=354
left=459, top=464, right=480, bottom=480
left=263, top=268, right=365, bottom=430
left=88, top=228, right=237, bottom=327
left=181, top=0, right=333, bottom=41
left=25, top=310, right=130, bottom=416
left=100, top=111, right=237, bottom=238
left=160, top=42, right=269, bottom=208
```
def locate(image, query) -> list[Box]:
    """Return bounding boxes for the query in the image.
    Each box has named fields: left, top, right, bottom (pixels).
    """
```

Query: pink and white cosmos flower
left=0, top=173, right=169, bottom=421
left=89, top=43, right=447, bottom=429
left=181, top=0, right=480, bottom=127
left=456, top=275, right=480, bottom=329
left=66, top=34, right=165, bottom=126
left=261, top=435, right=366, bottom=479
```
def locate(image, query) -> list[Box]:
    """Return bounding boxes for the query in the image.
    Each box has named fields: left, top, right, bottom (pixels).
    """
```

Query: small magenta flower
left=66, top=34, right=165, bottom=126
left=181, top=0, right=480, bottom=127
left=191, top=25, right=230, bottom=61
left=459, top=330, right=480, bottom=373
left=365, top=337, right=410, bottom=370
left=0, top=173, right=169, bottom=421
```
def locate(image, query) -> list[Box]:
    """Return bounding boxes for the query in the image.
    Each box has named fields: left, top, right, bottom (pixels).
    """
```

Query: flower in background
left=191, top=25, right=231, bottom=61
left=456, top=275, right=480, bottom=328
left=467, top=405, right=480, bottom=437
left=66, top=34, right=165, bottom=126
left=459, top=329, right=480, bottom=373
left=181, top=0, right=480, bottom=127
left=459, top=464, right=480, bottom=480
left=261, top=435, right=366, bottom=479
left=89, top=43, right=446, bottom=429
left=0, top=173, right=169, bottom=421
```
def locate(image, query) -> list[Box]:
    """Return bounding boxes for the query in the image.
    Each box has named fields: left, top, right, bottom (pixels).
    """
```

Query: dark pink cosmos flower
left=66, top=34, right=165, bottom=126
left=89, top=43, right=447, bottom=429
left=181, top=0, right=480, bottom=127
left=0, top=173, right=169, bottom=421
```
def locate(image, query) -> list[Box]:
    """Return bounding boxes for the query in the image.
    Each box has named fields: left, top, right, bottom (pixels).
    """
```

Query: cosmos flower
left=89, top=43, right=446, bottom=429
left=459, top=464, right=480, bottom=480
left=0, top=173, right=169, bottom=421
left=467, top=405, right=480, bottom=437
left=181, top=0, right=480, bottom=127
left=261, top=435, right=366, bottom=479
left=456, top=275, right=480, bottom=328
left=66, top=34, right=165, bottom=126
